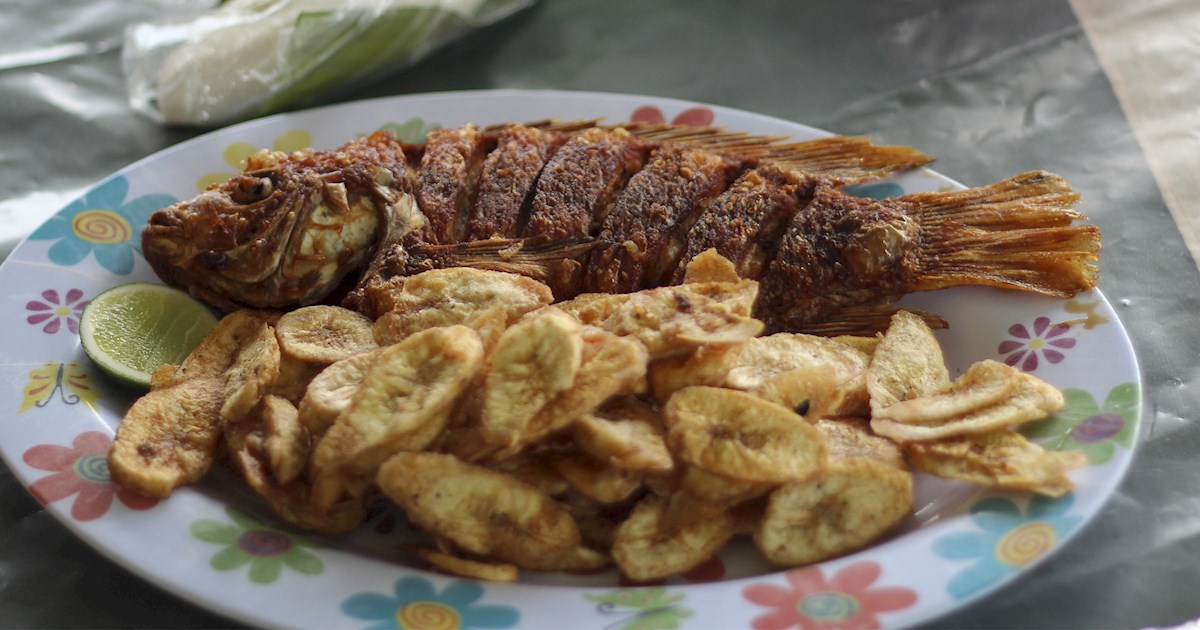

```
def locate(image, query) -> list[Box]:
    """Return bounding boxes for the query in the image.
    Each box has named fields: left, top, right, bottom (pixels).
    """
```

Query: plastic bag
left=123, top=0, right=534, bottom=127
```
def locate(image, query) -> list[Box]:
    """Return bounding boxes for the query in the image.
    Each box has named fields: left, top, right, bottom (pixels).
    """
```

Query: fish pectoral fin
left=791, top=303, right=947, bottom=337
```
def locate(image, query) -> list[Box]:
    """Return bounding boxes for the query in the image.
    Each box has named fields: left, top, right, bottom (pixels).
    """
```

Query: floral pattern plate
left=0, top=90, right=1140, bottom=629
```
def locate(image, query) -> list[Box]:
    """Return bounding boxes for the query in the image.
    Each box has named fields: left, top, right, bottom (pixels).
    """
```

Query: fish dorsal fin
left=508, top=119, right=933, bottom=184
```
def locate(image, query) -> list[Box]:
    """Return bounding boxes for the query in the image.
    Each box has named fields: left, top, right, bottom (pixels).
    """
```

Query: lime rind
left=80, top=282, right=219, bottom=389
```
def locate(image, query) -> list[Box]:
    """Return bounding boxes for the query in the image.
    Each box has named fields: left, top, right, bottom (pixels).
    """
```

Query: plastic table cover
left=1, top=0, right=1197, bottom=627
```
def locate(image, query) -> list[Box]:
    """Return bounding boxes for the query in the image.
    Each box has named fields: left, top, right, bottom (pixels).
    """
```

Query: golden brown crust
left=521, top=128, right=649, bottom=242
left=415, top=125, right=491, bottom=244
left=463, top=124, right=563, bottom=241
left=755, top=186, right=920, bottom=332
left=670, top=165, right=813, bottom=284
left=585, top=146, right=739, bottom=293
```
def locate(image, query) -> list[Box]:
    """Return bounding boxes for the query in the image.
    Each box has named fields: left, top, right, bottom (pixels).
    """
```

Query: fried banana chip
left=489, top=327, right=649, bottom=458
left=297, top=347, right=384, bottom=438
left=170, top=310, right=280, bottom=384
left=231, top=449, right=366, bottom=534
left=415, top=548, right=519, bottom=583
left=311, top=326, right=484, bottom=508
left=816, top=417, right=906, bottom=470
left=108, top=377, right=225, bottom=499
left=612, top=495, right=736, bottom=582
left=220, top=316, right=281, bottom=424
left=871, top=371, right=1065, bottom=442
left=866, top=310, right=950, bottom=413
left=723, top=333, right=871, bottom=418
left=905, top=429, right=1086, bottom=497
left=369, top=267, right=553, bottom=342
left=557, top=282, right=763, bottom=358
left=832, top=334, right=882, bottom=358
left=876, top=359, right=1020, bottom=424
left=259, top=394, right=309, bottom=485
left=479, top=308, right=584, bottom=447
left=664, top=387, right=827, bottom=483
left=546, top=450, right=644, bottom=505
left=648, top=344, right=742, bottom=404
left=275, top=305, right=377, bottom=364
left=754, top=457, right=913, bottom=566
left=487, top=454, right=570, bottom=497
left=571, top=399, right=673, bottom=472
left=682, top=248, right=741, bottom=284
left=377, top=452, right=581, bottom=570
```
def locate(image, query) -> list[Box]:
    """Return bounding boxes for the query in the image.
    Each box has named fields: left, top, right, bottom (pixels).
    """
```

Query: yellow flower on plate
left=195, top=129, right=313, bottom=192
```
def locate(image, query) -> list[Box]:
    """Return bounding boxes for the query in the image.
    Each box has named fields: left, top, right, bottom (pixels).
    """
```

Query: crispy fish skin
left=586, top=145, right=740, bottom=293
left=416, top=125, right=492, bottom=244
left=463, top=124, right=565, bottom=241
left=522, top=127, right=650, bottom=242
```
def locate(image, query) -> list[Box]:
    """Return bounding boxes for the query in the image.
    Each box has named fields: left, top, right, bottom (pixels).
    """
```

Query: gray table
left=2, top=1, right=1196, bottom=627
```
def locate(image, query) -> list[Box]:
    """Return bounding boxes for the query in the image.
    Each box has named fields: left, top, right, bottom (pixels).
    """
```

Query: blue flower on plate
left=28, top=176, right=176, bottom=275
left=341, top=575, right=520, bottom=630
left=933, top=494, right=1082, bottom=600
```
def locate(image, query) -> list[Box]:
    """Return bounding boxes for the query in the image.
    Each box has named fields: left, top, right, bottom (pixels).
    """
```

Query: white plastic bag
left=123, top=0, right=533, bottom=127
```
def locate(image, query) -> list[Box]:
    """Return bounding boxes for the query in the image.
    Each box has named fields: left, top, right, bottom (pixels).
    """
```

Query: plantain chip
left=377, top=452, right=581, bottom=570
left=664, top=387, right=826, bottom=483
left=310, top=326, right=484, bottom=509
left=816, top=417, right=907, bottom=470
left=612, top=495, right=736, bottom=582
left=415, top=548, right=520, bottom=583
left=875, top=359, right=1021, bottom=424
left=108, top=377, right=225, bottom=499
left=682, top=248, right=741, bottom=284
left=296, top=347, right=384, bottom=438
left=275, top=305, right=377, bottom=364
left=571, top=399, right=673, bottom=472
left=258, top=394, right=309, bottom=485
left=866, top=310, right=950, bottom=413
left=490, top=327, right=649, bottom=459
left=871, top=371, right=1065, bottom=442
left=220, top=315, right=282, bottom=424
left=904, top=429, right=1086, bottom=497
left=557, top=282, right=762, bottom=358
left=755, top=457, right=913, bottom=566
left=479, top=308, right=584, bottom=448
left=545, top=449, right=644, bottom=505
left=368, top=267, right=553, bottom=342
left=648, top=343, right=743, bottom=404
left=724, top=333, right=871, bottom=418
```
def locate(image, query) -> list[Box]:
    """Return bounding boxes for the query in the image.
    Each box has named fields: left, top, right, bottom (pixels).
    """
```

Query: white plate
left=0, top=89, right=1140, bottom=629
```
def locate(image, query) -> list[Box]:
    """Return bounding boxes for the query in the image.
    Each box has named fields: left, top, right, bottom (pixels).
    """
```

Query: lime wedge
left=79, top=282, right=219, bottom=390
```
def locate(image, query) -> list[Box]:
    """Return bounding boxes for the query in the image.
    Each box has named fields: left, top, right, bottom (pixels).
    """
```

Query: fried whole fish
left=142, top=121, right=1100, bottom=333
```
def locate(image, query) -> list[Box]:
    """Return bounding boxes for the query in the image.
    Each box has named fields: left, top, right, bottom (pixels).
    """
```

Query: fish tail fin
left=910, top=171, right=1101, bottom=296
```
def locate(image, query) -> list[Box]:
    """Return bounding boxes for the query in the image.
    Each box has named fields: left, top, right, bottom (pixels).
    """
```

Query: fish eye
left=229, top=176, right=273, bottom=204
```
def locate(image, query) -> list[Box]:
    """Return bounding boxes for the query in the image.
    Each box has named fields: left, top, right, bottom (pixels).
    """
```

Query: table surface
left=2, top=1, right=1198, bottom=628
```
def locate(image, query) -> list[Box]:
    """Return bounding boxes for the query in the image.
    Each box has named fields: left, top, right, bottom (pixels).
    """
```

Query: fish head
left=143, top=132, right=415, bottom=311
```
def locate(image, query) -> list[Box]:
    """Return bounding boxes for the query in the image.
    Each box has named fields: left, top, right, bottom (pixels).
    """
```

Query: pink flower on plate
left=630, top=105, right=714, bottom=127
left=998, top=316, right=1076, bottom=372
left=26, top=288, right=88, bottom=334
left=22, top=431, right=157, bottom=521
left=743, top=561, right=917, bottom=630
